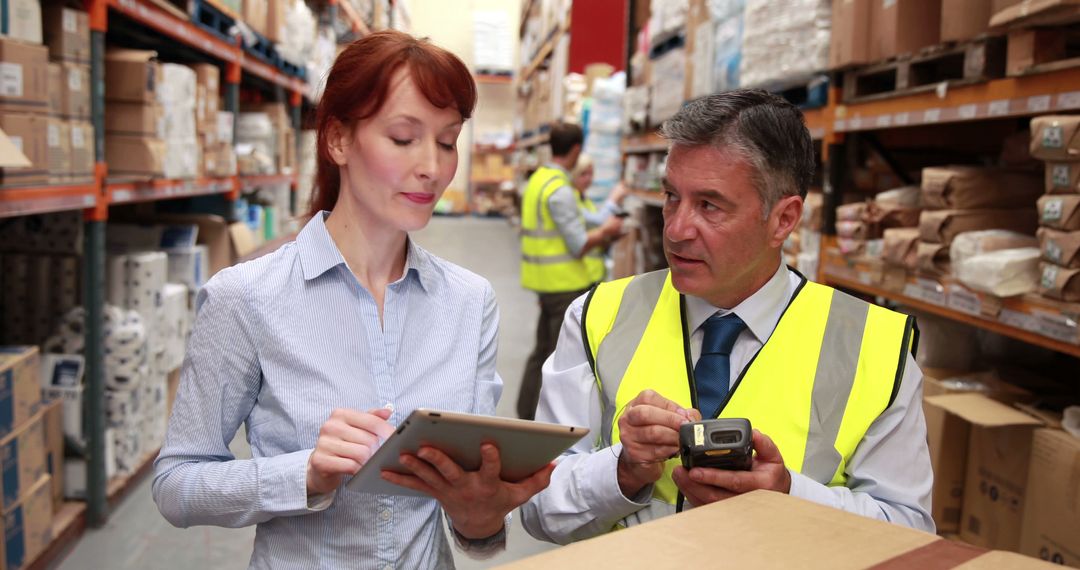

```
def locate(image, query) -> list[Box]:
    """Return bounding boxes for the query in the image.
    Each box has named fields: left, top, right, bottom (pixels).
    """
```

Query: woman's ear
left=326, top=119, right=352, bottom=166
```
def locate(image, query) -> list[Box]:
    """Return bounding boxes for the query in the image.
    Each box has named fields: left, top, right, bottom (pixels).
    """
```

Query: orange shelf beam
left=476, top=74, right=513, bottom=85
left=0, top=183, right=99, bottom=218
left=337, top=0, right=372, bottom=35
left=106, top=177, right=236, bottom=205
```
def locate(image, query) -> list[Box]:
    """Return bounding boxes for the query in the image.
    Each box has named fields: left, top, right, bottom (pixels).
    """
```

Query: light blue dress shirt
left=153, top=212, right=503, bottom=569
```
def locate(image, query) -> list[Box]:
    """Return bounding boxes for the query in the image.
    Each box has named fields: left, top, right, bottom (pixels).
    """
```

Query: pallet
left=842, top=37, right=1006, bottom=104
left=190, top=0, right=237, bottom=43
left=770, top=75, right=829, bottom=110
left=242, top=29, right=281, bottom=69
left=1007, top=26, right=1080, bottom=77
left=278, top=59, right=306, bottom=81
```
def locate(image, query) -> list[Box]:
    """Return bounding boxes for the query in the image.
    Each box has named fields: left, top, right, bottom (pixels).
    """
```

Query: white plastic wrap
left=584, top=73, right=626, bottom=196
left=949, top=230, right=1039, bottom=272
left=156, top=64, right=197, bottom=108
left=707, top=0, right=745, bottom=93
left=739, top=0, right=831, bottom=88
left=276, top=0, right=317, bottom=67
left=954, top=248, right=1042, bottom=297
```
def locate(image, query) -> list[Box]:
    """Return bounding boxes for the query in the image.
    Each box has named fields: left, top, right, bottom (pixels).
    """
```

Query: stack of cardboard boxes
left=0, top=2, right=53, bottom=187
left=0, top=347, right=60, bottom=570
left=238, top=102, right=295, bottom=176
left=192, top=64, right=235, bottom=178
left=1031, top=115, right=1080, bottom=303
left=43, top=6, right=92, bottom=185
left=104, top=49, right=165, bottom=178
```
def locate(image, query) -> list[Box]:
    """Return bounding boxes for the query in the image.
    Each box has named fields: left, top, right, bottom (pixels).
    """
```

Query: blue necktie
left=694, top=313, right=746, bottom=417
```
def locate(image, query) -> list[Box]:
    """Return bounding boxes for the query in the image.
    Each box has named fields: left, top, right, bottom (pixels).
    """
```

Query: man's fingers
left=510, top=462, right=556, bottom=501
left=623, top=404, right=689, bottom=433
left=630, top=390, right=689, bottom=417
left=751, top=429, right=783, bottom=465
left=623, top=442, right=679, bottom=463
left=417, top=446, right=467, bottom=484
left=688, top=467, right=764, bottom=494
left=478, top=444, right=501, bottom=479
left=381, top=471, right=437, bottom=497
left=400, top=453, right=450, bottom=491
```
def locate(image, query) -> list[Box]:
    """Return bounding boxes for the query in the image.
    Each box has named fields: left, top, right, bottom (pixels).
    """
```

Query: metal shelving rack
left=0, top=3, right=319, bottom=564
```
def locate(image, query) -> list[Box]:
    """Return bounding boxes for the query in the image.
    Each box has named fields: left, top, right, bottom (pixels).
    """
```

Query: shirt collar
left=684, top=263, right=794, bottom=344
left=545, top=162, right=569, bottom=176
left=296, top=211, right=437, bottom=292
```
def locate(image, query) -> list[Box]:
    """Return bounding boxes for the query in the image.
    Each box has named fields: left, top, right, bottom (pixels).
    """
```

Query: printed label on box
left=63, top=10, right=77, bottom=33
left=68, top=68, right=82, bottom=91
left=47, top=125, right=59, bottom=147
left=5, top=507, right=24, bottom=570
left=948, top=287, right=982, bottom=316
left=1042, top=198, right=1064, bottom=222
left=1051, top=164, right=1070, bottom=189
left=0, top=63, right=23, bottom=97
left=2, top=439, right=17, bottom=508
left=1042, top=265, right=1059, bottom=289
left=1046, top=240, right=1063, bottom=264
left=71, top=126, right=85, bottom=149
left=1043, top=125, right=1065, bottom=149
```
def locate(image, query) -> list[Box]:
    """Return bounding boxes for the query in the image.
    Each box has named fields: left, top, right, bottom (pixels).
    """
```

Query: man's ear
left=326, top=119, right=352, bottom=166
left=768, top=195, right=804, bottom=249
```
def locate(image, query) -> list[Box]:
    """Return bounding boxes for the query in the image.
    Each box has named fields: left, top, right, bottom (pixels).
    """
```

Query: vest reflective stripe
left=582, top=269, right=914, bottom=526
left=520, top=166, right=606, bottom=293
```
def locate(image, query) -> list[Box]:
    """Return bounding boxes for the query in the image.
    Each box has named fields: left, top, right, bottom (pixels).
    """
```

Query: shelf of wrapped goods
left=336, top=0, right=373, bottom=36
left=106, top=177, right=238, bottom=205
left=0, top=183, right=99, bottom=219
left=629, top=187, right=664, bottom=208
left=106, top=448, right=160, bottom=507
left=239, top=173, right=295, bottom=192
left=834, top=65, right=1080, bottom=133
left=26, top=502, right=89, bottom=570
left=622, top=108, right=826, bottom=154
left=519, top=11, right=572, bottom=84
left=108, top=0, right=311, bottom=101
left=818, top=236, right=1080, bottom=358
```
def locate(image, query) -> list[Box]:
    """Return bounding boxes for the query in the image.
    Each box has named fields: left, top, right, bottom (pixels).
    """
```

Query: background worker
left=569, top=155, right=630, bottom=227
left=521, top=90, right=934, bottom=543
left=517, top=123, right=624, bottom=420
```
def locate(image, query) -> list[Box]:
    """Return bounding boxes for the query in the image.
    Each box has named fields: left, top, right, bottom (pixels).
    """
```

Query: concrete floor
left=59, top=216, right=558, bottom=569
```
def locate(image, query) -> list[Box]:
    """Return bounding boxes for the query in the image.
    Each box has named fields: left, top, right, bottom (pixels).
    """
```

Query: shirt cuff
left=257, top=449, right=327, bottom=516
left=582, top=443, right=654, bottom=515
left=307, top=489, right=336, bottom=511
left=604, top=200, right=624, bottom=216
left=788, top=469, right=830, bottom=505
left=448, top=514, right=509, bottom=560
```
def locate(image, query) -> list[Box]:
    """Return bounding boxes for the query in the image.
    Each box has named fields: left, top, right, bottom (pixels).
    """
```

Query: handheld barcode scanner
left=679, top=418, right=754, bottom=470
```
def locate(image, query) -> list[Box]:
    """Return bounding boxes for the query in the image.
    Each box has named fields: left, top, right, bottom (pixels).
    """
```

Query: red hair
left=309, top=31, right=478, bottom=216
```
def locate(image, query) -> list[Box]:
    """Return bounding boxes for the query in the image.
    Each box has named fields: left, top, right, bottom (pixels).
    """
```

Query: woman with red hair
left=153, top=31, right=552, bottom=567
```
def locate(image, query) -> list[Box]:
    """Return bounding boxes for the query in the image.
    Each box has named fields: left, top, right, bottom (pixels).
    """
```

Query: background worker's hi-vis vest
left=520, top=166, right=606, bottom=293
left=581, top=269, right=917, bottom=528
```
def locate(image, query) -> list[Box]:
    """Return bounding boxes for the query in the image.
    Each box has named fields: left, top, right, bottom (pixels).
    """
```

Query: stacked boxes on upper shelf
left=104, top=49, right=165, bottom=178
left=0, top=0, right=50, bottom=188
left=42, top=5, right=92, bottom=185
left=191, top=64, right=235, bottom=178
left=1031, top=115, right=1080, bottom=303
left=237, top=102, right=295, bottom=176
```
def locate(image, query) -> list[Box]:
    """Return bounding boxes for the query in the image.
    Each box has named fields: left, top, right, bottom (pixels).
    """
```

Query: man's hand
left=616, top=390, right=700, bottom=498
left=671, top=429, right=790, bottom=507
left=381, top=444, right=554, bottom=540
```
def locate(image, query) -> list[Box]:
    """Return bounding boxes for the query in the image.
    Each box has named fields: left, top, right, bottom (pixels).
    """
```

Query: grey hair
left=659, top=89, right=815, bottom=218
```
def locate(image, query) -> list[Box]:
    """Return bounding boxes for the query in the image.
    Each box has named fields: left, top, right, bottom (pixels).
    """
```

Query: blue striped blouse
left=153, top=212, right=502, bottom=569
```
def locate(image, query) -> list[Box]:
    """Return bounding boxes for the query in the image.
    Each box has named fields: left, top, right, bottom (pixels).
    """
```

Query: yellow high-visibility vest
left=520, top=166, right=606, bottom=293
left=581, top=269, right=917, bottom=527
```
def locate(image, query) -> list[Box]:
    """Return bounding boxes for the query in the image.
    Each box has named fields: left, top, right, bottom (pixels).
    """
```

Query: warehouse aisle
left=58, top=215, right=558, bottom=569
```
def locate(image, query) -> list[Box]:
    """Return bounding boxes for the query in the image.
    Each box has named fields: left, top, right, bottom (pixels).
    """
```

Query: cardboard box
left=499, top=490, right=1053, bottom=569
left=0, top=38, right=49, bottom=116
left=42, top=6, right=89, bottom=63
left=922, top=370, right=1033, bottom=534
left=831, top=0, right=872, bottom=68
left=41, top=400, right=61, bottom=514
left=2, top=474, right=53, bottom=570
left=46, top=117, right=70, bottom=183
left=1038, top=194, right=1080, bottom=231
left=0, top=348, right=41, bottom=440
left=105, top=49, right=160, bottom=103
left=990, top=0, right=1080, bottom=28
left=918, top=208, right=1039, bottom=245
left=0, top=113, right=47, bottom=185
left=190, top=63, right=219, bottom=135
left=942, top=0, right=994, bottom=42
left=1020, top=429, right=1080, bottom=566
left=1007, top=28, right=1067, bottom=76
left=242, top=0, right=268, bottom=37
left=41, top=385, right=81, bottom=443
left=1038, top=261, right=1080, bottom=301
left=266, top=0, right=289, bottom=43
left=1045, top=161, right=1080, bottom=194
left=871, top=0, right=943, bottom=61
left=105, top=135, right=165, bottom=177
left=45, top=63, right=59, bottom=116
left=105, top=102, right=162, bottom=137
left=0, top=0, right=42, bottom=45
left=68, top=120, right=93, bottom=180
left=1037, top=227, right=1080, bottom=268
left=59, top=63, right=89, bottom=119
left=1031, top=115, right=1080, bottom=161
left=925, top=393, right=1042, bottom=551
left=0, top=409, right=45, bottom=511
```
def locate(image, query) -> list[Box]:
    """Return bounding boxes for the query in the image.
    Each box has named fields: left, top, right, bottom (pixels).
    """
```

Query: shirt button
left=383, top=402, right=395, bottom=413
left=380, top=509, right=392, bottom=521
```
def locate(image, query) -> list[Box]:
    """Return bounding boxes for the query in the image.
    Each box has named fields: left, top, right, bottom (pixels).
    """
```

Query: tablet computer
left=346, top=408, right=589, bottom=497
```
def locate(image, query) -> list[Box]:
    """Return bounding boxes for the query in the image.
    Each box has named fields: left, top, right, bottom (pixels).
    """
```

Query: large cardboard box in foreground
left=0, top=348, right=41, bottom=440
left=1020, top=428, right=1080, bottom=566
left=0, top=409, right=45, bottom=512
left=0, top=38, right=48, bottom=116
left=1, top=474, right=52, bottom=570
left=926, top=393, right=1042, bottom=551
left=497, top=490, right=1055, bottom=569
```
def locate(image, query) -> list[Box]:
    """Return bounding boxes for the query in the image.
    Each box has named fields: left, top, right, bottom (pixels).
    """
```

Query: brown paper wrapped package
left=836, top=202, right=867, bottom=222
left=1045, top=162, right=1080, bottom=194
left=1037, top=227, right=1080, bottom=268
left=917, top=241, right=951, bottom=273
left=1037, top=194, right=1080, bottom=231
left=918, top=209, right=1038, bottom=245
left=921, top=166, right=1042, bottom=209
left=883, top=228, right=920, bottom=269
left=1038, top=262, right=1080, bottom=302
left=1030, top=115, right=1080, bottom=161
left=837, top=220, right=869, bottom=240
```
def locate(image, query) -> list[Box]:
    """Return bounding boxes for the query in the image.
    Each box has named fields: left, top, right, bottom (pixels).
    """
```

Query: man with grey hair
left=521, top=89, right=933, bottom=542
